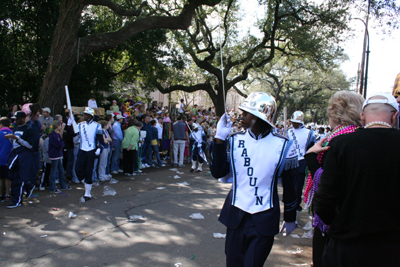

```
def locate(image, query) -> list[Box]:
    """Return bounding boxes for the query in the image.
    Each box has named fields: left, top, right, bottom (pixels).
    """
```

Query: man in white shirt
left=178, top=99, right=186, bottom=114
left=156, top=117, right=163, bottom=149
left=74, top=107, right=103, bottom=202
left=88, top=94, right=98, bottom=109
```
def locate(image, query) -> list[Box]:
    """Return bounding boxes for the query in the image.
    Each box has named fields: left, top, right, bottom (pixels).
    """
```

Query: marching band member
left=210, top=92, right=298, bottom=267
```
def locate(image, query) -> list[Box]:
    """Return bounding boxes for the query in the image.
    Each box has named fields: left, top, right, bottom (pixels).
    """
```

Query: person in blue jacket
left=0, top=117, right=13, bottom=202
left=5, top=111, right=36, bottom=208
left=210, top=92, right=298, bottom=267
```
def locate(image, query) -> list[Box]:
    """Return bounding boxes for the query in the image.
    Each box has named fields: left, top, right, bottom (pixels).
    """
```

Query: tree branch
left=86, top=0, right=147, bottom=16
left=80, top=0, right=222, bottom=57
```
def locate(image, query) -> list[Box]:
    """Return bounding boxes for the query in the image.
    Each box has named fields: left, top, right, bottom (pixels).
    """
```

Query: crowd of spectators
left=0, top=97, right=221, bottom=206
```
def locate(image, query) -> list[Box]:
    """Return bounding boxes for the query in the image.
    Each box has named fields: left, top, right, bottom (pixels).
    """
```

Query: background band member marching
left=190, top=123, right=207, bottom=173
left=283, top=111, right=315, bottom=213
left=74, top=107, right=104, bottom=202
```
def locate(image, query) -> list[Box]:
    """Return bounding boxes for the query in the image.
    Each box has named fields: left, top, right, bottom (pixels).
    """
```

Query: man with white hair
left=314, top=93, right=400, bottom=267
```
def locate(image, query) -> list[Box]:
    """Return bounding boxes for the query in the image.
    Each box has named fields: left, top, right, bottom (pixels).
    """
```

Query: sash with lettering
left=288, top=126, right=313, bottom=161
left=78, top=120, right=102, bottom=151
left=229, top=130, right=294, bottom=214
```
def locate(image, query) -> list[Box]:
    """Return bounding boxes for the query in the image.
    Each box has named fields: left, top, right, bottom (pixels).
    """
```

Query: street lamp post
left=353, top=17, right=370, bottom=98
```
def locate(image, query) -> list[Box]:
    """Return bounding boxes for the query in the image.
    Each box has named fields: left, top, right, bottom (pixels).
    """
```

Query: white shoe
left=161, top=164, right=166, bottom=167
left=145, top=163, right=151, bottom=168
left=131, top=172, right=137, bottom=176
left=136, top=170, right=142, bottom=173
left=141, top=164, right=148, bottom=169
left=107, top=174, right=112, bottom=178
left=111, top=171, right=118, bottom=174
left=124, top=173, right=131, bottom=176
left=39, top=186, right=45, bottom=191
left=118, top=169, right=123, bottom=173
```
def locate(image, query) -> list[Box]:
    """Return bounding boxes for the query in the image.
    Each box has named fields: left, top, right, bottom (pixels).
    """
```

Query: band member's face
left=239, top=110, right=256, bottom=129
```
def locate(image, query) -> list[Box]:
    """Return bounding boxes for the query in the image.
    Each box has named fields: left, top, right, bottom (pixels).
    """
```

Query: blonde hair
left=49, top=120, right=61, bottom=134
left=327, top=91, right=364, bottom=126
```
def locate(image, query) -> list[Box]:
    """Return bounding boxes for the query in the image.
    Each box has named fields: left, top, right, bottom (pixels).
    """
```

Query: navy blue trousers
left=75, top=149, right=95, bottom=184
left=8, top=150, right=34, bottom=205
left=282, top=159, right=306, bottom=210
left=225, top=213, right=274, bottom=267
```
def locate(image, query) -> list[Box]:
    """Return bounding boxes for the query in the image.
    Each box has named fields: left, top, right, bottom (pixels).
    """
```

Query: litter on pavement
left=174, top=175, right=181, bottom=179
left=177, top=182, right=190, bottom=186
left=170, top=168, right=178, bottom=171
left=156, top=187, right=166, bottom=190
left=69, top=212, right=77, bottom=218
left=290, top=234, right=300, bottom=238
left=128, top=215, right=145, bottom=222
left=302, top=230, right=313, bottom=239
left=303, top=221, right=313, bottom=230
left=103, top=186, right=117, bottom=196
left=287, top=248, right=303, bottom=254
left=176, top=171, right=184, bottom=174
left=109, top=178, right=119, bottom=184
left=213, top=233, right=226, bottom=238
left=189, top=213, right=204, bottom=219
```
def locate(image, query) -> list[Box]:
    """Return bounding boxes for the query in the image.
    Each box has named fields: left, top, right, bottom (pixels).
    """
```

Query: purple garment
left=313, top=168, right=330, bottom=233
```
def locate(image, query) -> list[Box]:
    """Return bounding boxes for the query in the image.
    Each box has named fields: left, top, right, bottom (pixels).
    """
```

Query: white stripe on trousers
left=16, top=181, right=24, bottom=205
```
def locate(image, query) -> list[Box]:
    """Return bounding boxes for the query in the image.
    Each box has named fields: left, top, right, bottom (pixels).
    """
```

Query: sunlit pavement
left=0, top=164, right=312, bottom=266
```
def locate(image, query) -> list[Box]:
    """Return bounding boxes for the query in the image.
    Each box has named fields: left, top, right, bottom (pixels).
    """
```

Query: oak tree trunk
left=38, top=0, right=85, bottom=114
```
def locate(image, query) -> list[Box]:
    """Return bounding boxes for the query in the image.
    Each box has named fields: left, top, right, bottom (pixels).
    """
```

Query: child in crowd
left=39, top=134, right=51, bottom=190
left=150, top=120, right=165, bottom=167
left=98, top=120, right=112, bottom=181
left=0, top=117, right=13, bottom=202
left=48, top=120, right=71, bottom=193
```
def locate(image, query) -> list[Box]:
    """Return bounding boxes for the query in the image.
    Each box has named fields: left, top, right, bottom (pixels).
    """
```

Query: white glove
left=280, top=221, right=297, bottom=236
left=215, top=113, right=232, bottom=140
left=67, top=117, right=74, bottom=126
left=95, top=148, right=101, bottom=156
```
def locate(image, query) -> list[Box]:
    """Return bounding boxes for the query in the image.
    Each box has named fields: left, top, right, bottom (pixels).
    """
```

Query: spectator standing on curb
left=110, top=100, right=119, bottom=112
left=150, top=120, right=165, bottom=168
left=98, top=121, right=112, bottom=181
left=104, top=114, right=114, bottom=179
left=303, top=91, right=364, bottom=267
left=39, top=135, right=51, bottom=190
left=39, top=107, right=53, bottom=134
left=48, top=121, right=71, bottom=193
left=0, top=117, right=13, bottom=202
left=27, top=103, right=42, bottom=187
left=111, top=115, right=124, bottom=174
left=172, top=115, right=189, bottom=167
left=88, top=95, right=98, bottom=109
left=314, top=93, right=400, bottom=267
left=178, top=99, right=186, bottom=114
left=122, top=119, right=138, bottom=176
left=155, top=117, right=163, bottom=153
left=140, top=115, right=152, bottom=168
left=5, top=111, right=36, bottom=208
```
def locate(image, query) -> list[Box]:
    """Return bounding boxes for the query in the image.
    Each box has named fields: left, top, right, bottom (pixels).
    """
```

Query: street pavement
left=0, top=164, right=312, bottom=267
